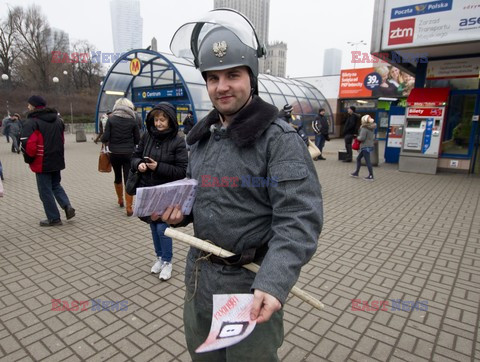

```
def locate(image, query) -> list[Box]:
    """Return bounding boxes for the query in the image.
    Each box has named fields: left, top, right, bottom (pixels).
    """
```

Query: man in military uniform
left=164, top=9, right=323, bottom=361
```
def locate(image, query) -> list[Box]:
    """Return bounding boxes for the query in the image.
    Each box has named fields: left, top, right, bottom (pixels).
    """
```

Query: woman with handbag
left=101, top=98, right=140, bottom=215
left=131, top=102, right=187, bottom=280
left=350, top=115, right=376, bottom=181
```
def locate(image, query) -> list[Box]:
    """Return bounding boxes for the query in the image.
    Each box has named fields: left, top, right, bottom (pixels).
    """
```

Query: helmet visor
left=170, top=9, right=261, bottom=60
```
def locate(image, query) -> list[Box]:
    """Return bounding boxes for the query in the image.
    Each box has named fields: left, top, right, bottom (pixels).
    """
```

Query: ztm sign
left=388, top=18, right=415, bottom=46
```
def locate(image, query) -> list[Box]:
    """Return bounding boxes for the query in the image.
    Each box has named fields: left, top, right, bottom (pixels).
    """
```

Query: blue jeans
left=150, top=222, right=172, bottom=262
left=355, top=147, right=374, bottom=176
left=36, top=171, right=71, bottom=221
left=315, top=134, right=326, bottom=152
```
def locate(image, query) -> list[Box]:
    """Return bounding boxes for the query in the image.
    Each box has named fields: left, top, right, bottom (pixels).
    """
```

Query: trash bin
left=76, top=130, right=86, bottom=142
left=74, top=124, right=87, bottom=142
left=361, top=139, right=379, bottom=166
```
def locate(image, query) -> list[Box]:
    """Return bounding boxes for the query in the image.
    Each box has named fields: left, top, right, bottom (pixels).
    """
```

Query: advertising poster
left=387, top=115, right=405, bottom=148
left=382, top=0, right=480, bottom=50
left=339, top=65, right=415, bottom=98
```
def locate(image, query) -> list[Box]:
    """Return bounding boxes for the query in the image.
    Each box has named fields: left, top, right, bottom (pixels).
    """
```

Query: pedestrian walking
left=101, top=98, right=140, bottom=216
left=350, top=115, right=376, bottom=181
left=312, top=108, right=329, bottom=160
left=20, top=95, right=76, bottom=226
left=343, top=106, right=360, bottom=162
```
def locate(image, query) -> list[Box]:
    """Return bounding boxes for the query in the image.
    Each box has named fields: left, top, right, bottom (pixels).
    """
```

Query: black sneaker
left=350, top=172, right=359, bottom=178
left=64, top=206, right=76, bottom=220
left=39, top=219, right=63, bottom=227
left=363, top=175, right=374, bottom=181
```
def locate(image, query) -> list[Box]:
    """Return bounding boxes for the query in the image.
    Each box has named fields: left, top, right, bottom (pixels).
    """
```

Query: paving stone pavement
left=0, top=134, right=479, bottom=362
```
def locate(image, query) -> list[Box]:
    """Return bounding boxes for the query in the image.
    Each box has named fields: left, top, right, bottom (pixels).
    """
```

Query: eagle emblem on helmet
left=213, top=41, right=228, bottom=58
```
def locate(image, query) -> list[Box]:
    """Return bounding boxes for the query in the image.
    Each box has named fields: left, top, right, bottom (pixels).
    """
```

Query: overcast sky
left=0, top=0, right=375, bottom=77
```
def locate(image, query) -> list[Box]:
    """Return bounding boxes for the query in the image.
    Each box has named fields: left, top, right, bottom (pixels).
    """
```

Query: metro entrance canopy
left=96, top=49, right=331, bottom=131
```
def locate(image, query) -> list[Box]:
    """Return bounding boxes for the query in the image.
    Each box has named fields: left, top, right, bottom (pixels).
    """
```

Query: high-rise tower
left=213, top=0, right=280, bottom=74
left=110, top=0, right=143, bottom=53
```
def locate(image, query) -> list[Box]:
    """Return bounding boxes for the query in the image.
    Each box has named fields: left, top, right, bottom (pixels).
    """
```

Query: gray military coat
left=182, top=96, right=323, bottom=311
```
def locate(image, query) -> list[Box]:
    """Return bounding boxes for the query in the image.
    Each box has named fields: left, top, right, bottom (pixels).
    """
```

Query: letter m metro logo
left=130, top=58, right=142, bottom=76
left=388, top=19, right=415, bottom=46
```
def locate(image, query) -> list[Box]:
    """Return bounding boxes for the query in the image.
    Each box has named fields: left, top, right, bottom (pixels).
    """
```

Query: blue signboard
left=134, top=87, right=184, bottom=101
left=391, top=0, right=452, bottom=19
left=422, top=119, right=434, bottom=153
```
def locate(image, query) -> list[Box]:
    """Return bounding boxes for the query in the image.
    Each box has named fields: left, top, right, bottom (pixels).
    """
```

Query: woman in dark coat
left=101, top=98, right=140, bottom=215
left=131, top=102, right=188, bottom=281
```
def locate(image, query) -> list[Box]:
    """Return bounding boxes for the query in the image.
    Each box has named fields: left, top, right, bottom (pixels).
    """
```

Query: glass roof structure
left=96, top=49, right=332, bottom=134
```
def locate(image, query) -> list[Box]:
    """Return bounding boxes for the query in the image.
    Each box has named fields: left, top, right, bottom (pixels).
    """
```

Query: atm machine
left=399, top=88, right=450, bottom=174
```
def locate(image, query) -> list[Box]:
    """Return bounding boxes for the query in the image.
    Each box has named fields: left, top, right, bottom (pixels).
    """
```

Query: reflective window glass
left=442, top=94, right=477, bottom=156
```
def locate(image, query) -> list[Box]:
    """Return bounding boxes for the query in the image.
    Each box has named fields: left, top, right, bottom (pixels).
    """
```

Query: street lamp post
left=63, top=70, right=74, bottom=133
left=347, top=40, right=367, bottom=69
left=2, top=74, right=10, bottom=115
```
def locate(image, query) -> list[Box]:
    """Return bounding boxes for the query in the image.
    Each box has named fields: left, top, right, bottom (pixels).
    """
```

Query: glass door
left=470, top=97, right=480, bottom=174
left=442, top=91, right=479, bottom=172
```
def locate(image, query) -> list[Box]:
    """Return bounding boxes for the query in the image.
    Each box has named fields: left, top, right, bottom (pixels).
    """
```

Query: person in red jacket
left=20, top=95, right=76, bottom=226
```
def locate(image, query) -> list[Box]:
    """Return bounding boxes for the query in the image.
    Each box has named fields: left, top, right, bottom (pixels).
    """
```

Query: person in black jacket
left=131, top=102, right=188, bottom=281
left=312, top=108, right=329, bottom=160
left=101, top=98, right=140, bottom=216
left=9, top=113, right=22, bottom=154
left=279, top=104, right=309, bottom=145
left=21, top=95, right=75, bottom=226
left=343, top=106, right=360, bottom=162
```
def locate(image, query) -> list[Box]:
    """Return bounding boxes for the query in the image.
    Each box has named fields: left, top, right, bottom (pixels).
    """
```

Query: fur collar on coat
left=361, top=122, right=377, bottom=131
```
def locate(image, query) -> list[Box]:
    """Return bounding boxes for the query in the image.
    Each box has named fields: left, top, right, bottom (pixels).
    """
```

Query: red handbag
left=352, top=137, right=361, bottom=151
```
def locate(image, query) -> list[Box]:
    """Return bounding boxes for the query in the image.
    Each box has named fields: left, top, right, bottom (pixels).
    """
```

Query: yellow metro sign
left=130, top=58, right=142, bottom=76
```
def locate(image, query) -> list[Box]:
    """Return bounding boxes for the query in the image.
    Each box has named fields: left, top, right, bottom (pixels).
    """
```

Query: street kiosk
left=399, top=88, right=450, bottom=174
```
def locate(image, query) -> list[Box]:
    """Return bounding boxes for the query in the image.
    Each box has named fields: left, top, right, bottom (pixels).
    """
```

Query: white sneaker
left=159, top=262, right=172, bottom=280
left=150, top=257, right=163, bottom=274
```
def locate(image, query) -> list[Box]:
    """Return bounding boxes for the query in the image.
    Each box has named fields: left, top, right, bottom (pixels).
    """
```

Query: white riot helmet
left=170, top=8, right=266, bottom=94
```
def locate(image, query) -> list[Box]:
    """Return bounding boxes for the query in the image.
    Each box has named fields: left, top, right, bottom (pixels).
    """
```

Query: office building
left=323, top=48, right=342, bottom=76
left=214, top=0, right=286, bottom=74
left=214, top=0, right=270, bottom=46
left=264, top=41, right=287, bottom=77
left=47, top=28, right=69, bottom=52
left=110, top=0, right=143, bottom=53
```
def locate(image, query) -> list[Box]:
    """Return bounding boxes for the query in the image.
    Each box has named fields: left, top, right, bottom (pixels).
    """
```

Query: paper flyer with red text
left=195, top=294, right=256, bottom=353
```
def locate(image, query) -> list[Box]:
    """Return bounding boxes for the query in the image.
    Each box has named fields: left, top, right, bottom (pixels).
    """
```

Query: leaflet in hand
left=133, top=178, right=198, bottom=217
left=195, top=294, right=256, bottom=353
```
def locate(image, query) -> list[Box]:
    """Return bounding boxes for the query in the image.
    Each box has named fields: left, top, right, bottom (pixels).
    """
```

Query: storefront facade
left=371, top=0, right=480, bottom=173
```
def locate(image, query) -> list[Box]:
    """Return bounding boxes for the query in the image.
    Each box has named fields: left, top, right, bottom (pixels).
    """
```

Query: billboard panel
left=381, top=0, right=480, bottom=50
left=339, top=65, right=415, bottom=98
